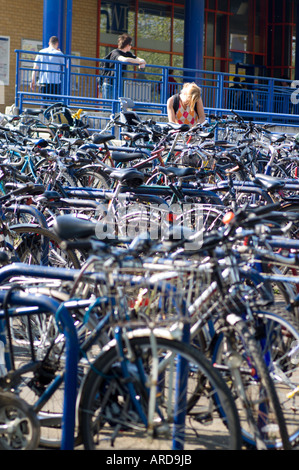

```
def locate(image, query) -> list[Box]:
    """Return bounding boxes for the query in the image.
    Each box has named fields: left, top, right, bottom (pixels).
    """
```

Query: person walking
left=30, top=36, right=64, bottom=99
left=167, top=82, right=205, bottom=126
left=101, top=33, right=146, bottom=99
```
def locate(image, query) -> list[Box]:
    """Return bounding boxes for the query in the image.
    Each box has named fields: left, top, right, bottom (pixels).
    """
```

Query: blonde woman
left=167, top=82, right=205, bottom=126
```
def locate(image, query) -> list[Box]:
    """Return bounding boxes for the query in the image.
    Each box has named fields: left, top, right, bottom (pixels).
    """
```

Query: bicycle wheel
left=254, top=308, right=299, bottom=448
left=75, top=167, right=111, bottom=190
left=211, top=317, right=291, bottom=449
left=0, top=391, right=40, bottom=450
left=78, top=331, right=242, bottom=450
left=11, top=224, right=81, bottom=268
left=278, top=203, right=299, bottom=239
left=174, top=204, right=226, bottom=235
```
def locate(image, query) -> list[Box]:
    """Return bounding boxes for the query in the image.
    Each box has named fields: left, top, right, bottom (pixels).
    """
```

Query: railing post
left=216, top=73, right=224, bottom=110
left=15, top=50, right=20, bottom=108
left=160, top=68, right=169, bottom=106
left=116, top=61, right=122, bottom=102
left=64, top=55, right=71, bottom=106
left=267, top=78, right=274, bottom=114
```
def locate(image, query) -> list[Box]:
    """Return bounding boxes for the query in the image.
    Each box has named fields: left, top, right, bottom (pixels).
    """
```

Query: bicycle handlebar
left=43, top=102, right=66, bottom=117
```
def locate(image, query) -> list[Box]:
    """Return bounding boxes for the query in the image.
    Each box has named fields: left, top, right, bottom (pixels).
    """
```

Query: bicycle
left=57, top=212, right=294, bottom=450
left=0, top=261, right=242, bottom=450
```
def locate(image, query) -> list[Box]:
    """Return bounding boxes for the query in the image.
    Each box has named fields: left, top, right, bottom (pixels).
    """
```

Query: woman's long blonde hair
left=181, top=82, right=202, bottom=112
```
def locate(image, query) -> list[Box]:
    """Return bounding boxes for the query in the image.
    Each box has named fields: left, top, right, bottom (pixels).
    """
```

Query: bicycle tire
left=255, top=308, right=299, bottom=447
left=212, top=318, right=291, bottom=450
left=78, top=331, right=242, bottom=450
left=11, top=224, right=81, bottom=268
left=278, top=203, right=299, bottom=239
left=0, top=391, right=40, bottom=450
left=75, top=167, right=111, bottom=190
left=35, top=158, right=78, bottom=190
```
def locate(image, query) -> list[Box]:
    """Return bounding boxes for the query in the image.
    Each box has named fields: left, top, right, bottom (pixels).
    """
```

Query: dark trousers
left=40, top=83, right=61, bottom=101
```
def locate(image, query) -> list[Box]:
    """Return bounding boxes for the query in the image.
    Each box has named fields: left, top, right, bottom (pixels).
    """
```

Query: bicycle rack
left=0, top=281, right=79, bottom=450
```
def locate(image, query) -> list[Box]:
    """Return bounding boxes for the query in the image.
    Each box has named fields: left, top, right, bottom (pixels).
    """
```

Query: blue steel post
left=64, top=0, right=73, bottom=102
left=43, top=0, right=65, bottom=48
left=267, top=79, right=274, bottom=114
left=14, top=50, right=20, bottom=108
left=183, top=0, right=205, bottom=79
left=216, top=74, right=224, bottom=110
left=65, top=55, right=71, bottom=106
left=161, top=68, right=169, bottom=105
left=116, top=62, right=122, bottom=102
left=0, top=290, right=79, bottom=450
left=296, top=1, right=299, bottom=80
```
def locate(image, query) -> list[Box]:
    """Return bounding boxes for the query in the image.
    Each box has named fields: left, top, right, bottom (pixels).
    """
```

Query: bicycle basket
left=45, top=105, right=73, bottom=126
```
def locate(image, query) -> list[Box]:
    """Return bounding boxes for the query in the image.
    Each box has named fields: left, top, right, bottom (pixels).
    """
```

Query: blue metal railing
left=15, top=49, right=299, bottom=127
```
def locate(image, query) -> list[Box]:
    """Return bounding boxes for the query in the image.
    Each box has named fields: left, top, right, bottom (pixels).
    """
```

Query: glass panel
left=138, top=2, right=171, bottom=52
left=100, top=1, right=135, bottom=47
left=172, top=55, right=184, bottom=69
left=141, top=51, right=170, bottom=68
left=284, top=25, right=292, bottom=66
left=274, top=0, right=283, bottom=21
left=273, top=25, right=282, bottom=66
left=206, top=12, right=215, bottom=57
left=254, top=0, right=265, bottom=53
left=207, top=0, right=216, bottom=10
left=214, top=59, right=222, bottom=72
left=216, top=13, right=228, bottom=58
left=218, top=0, right=229, bottom=12
left=173, top=7, right=184, bottom=53
left=285, top=0, right=294, bottom=21
left=205, top=58, right=214, bottom=71
left=229, top=0, right=249, bottom=55
left=230, top=0, right=248, bottom=17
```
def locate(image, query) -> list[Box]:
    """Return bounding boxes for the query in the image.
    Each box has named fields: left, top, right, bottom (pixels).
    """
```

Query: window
left=98, top=0, right=184, bottom=67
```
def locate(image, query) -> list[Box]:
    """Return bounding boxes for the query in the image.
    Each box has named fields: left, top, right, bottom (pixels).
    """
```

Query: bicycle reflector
left=222, top=211, right=235, bottom=224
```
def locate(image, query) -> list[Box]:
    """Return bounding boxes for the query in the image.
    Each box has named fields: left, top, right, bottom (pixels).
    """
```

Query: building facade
left=0, top=0, right=297, bottom=112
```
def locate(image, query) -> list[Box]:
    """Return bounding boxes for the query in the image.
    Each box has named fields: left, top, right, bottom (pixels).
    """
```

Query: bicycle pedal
left=191, top=411, right=213, bottom=425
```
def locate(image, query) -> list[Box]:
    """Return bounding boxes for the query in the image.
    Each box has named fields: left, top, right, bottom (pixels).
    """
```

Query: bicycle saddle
left=79, top=143, right=99, bottom=151
left=52, top=214, right=96, bottom=240
left=121, top=132, right=149, bottom=142
left=22, top=108, right=43, bottom=116
left=158, top=166, right=197, bottom=178
left=111, top=151, right=146, bottom=163
left=166, top=122, right=190, bottom=132
left=106, top=168, right=144, bottom=187
left=253, top=173, right=285, bottom=192
left=4, top=182, right=45, bottom=195
left=91, top=133, right=115, bottom=145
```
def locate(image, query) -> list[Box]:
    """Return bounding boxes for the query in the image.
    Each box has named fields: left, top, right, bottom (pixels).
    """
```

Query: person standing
left=167, top=69, right=178, bottom=97
left=101, top=33, right=146, bottom=99
left=228, top=76, right=243, bottom=110
left=167, top=82, right=205, bottom=126
left=30, top=36, right=64, bottom=99
left=158, top=69, right=178, bottom=99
